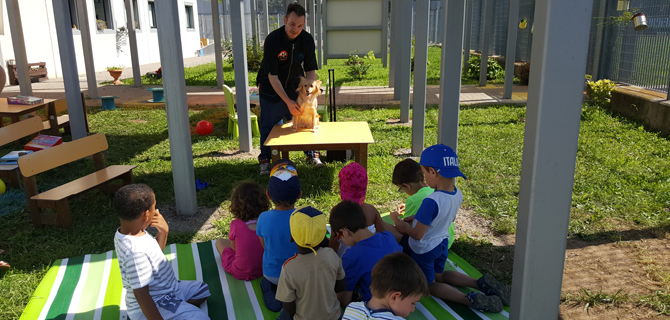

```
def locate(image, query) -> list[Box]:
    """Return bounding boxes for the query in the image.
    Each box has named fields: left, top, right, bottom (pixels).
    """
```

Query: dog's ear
left=299, top=76, right=306, bottom=83
left=315, top=80, right=322, bottom=88
left=296, top=83, right=305, bottom=94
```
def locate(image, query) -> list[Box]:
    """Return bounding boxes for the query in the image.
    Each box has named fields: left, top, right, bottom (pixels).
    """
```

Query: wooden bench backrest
left=49, top=99, right=68, bottom=117
left=0, top=116, right=44, bottom=147
left=18, top=133, right=109, bottom=177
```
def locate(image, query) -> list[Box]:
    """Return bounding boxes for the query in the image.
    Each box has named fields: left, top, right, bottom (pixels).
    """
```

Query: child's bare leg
left=215, top=238, right=232, bottom=256
left=436, top=270, right=478, bottom=288
left=187, top=297, right=207, bottom=306
left=429, top=282, right=469, bottom=305
left=383, top=221, right=403, bottom=242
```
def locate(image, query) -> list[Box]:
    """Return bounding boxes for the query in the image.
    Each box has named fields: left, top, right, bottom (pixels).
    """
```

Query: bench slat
left=0, top=117, right=43, bottom=146
left=31, top=165, right=137, bottom=201
left=43, top=115, right=69, bottom=130
left=18, top=133, right=108, bottom=177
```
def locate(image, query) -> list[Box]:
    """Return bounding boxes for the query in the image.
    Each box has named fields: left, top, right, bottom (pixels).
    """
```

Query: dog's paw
left=311, top=128, right=318, bottom=133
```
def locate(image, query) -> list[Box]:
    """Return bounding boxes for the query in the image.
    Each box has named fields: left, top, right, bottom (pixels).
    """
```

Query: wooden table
left=264, top=121, right=375, bottom=169
left=0, top=98, right=55, bottom=127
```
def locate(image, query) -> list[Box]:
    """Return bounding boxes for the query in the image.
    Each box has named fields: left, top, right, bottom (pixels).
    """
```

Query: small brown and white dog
left=293, top=76, right=323, bottom=132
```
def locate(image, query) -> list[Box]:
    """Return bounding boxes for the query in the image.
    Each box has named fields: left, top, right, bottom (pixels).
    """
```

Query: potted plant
left=107, top=66, right=124, bottom=85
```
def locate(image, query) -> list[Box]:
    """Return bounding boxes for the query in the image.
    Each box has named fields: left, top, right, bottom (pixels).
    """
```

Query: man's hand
left=151, top=209, right=169, bottom=234
left=287, top=100, right=302, bottom=116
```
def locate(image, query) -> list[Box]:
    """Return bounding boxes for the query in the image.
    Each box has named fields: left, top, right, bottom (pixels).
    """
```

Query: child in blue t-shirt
left=257, top=159, right=302, bottom=312
left=391, top=144, right=510, bottom=314
left=330, top=200, right=402, bottom=307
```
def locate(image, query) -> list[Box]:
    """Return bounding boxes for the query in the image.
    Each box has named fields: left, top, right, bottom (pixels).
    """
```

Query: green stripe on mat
left=176, top=243, right=196, bottom=281
left=45, top=255, right=85, bottom=320
left=20, top=260, right=63, bottom=320
left=418, top=297, right=459, bottom=320
left=447, top=253, right=511, bottom=315
left=73, top=252, right=107, bottom=319
left=225, top=270, right=258, bottom=319
left=251, top=278, right=281, bottom=319
left=196, top=241, right=228, bottom=320
left=100, top=252, right=122, bottom=320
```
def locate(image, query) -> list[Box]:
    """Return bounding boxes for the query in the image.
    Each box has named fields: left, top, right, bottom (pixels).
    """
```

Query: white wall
left=0, top=0, right=201, bottom=79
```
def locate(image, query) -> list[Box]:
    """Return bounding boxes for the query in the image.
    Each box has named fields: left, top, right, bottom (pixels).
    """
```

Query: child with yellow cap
left=276, top=206, right=346, bottom=320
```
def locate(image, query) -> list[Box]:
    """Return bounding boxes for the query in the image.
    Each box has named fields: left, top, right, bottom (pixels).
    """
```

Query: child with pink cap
left=329, top=162, right=386, bottom=257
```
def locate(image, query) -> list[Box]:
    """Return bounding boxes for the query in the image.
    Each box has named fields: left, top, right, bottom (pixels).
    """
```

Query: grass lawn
left=115, top=47, right=507, bottom=87
left=1, top=104, right=669, bottom=318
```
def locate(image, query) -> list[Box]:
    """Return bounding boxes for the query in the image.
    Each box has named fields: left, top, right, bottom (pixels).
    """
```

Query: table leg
left=271, top=147, right=280, bottom=164
left=10, top=115, right=20, bottom=124
left=358, top=144, right=368, bottom=170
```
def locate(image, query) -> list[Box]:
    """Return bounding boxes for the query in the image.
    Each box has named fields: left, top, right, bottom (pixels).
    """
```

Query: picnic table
left=264, top=121, right=374, bottom=169
left=0, top=98, right=55, bottom=127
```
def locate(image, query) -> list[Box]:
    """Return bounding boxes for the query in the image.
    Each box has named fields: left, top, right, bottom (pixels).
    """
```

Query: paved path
left=0, top=56, right=528, bottom=107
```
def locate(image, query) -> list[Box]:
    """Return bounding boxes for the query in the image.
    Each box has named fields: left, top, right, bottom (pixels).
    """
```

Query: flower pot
left=519, top=20, right=527, bottom=29
left=108, top=70, right=123, bottom=85
left=631, top=13, right=647, bottom=31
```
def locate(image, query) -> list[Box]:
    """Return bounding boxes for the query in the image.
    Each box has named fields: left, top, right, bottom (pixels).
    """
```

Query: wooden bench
left=42, top=92, right=89, bottom=136
left=7, top=62, right=48, bottom=85
left=0, top=116, right=44, bottom=188
left=18, top=133, right=137, bottom=228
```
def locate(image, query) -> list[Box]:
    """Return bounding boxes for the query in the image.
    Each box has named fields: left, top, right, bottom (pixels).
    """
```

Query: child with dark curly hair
left=215, top=181, right=270, bottom=280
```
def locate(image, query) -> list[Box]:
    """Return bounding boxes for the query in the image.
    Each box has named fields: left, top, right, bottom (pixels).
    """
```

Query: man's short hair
left=371, top=252, right=430, bottom=299
left=392, top=159, right=424, bottom=186
left=113, top=184, right=155, bottom=221
left=329, top=200, right=367, bottom=235
left=286, top=2, right=306, bottom=17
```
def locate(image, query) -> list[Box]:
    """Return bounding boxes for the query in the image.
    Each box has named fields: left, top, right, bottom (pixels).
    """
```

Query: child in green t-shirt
left=390, top=159, right=456, bottom=248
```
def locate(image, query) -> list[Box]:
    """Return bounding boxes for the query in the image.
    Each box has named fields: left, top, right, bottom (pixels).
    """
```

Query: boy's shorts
left=401, top=236, right=449, bottom=283
left=130, top=280, right=211, bottom=320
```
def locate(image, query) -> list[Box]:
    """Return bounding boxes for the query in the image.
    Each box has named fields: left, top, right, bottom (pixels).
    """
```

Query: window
left=93, top=0, right=113, bottom=30
left=132, top=0, right=141, bottom=30
left=68, top=0, right=78, bottom=29
left=185, top=5, right=194, bottom=29
left=148, top=1, right=157, bottom=28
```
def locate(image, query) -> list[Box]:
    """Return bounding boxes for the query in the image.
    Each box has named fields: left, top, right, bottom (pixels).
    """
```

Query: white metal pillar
left=437, top=0, right=466, bottom=149
left=503, top=0, right=520, bottom=99
left=77, top=0, right=99, bottom=97
left=510, top=0, right=593, bottom=318
left=124, top=0, right=142, bottom=88
left=6, top=0, right=32, bottom=96
left=381, top=0, right=389, bottom=68
left=154, top=0, right=198, bottom=215
left=479, top=0, right=493, bottom=86
left=212, top=0, right=225, bottom=88
left=223, top=0, right=230, bottom=42
left=51, top=0, right=87, bottom=139
left=307, top=0, right=313, bottom=33
left=411, top=0, right=430, bottom=156
left=399, top=0, right=413, bottom=123
left=463, top=0, right=474, bottom=72
left=316, top=0, right=322, bottom=68
left=231, top=0, right=253, bottom=152
left=250, top=0, right=259, bottom=57
left=264, top=0, right=270, bottom=37
left=389, top=0, right=397, bottom=88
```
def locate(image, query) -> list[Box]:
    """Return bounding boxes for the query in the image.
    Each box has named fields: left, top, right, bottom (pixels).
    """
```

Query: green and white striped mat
left=20, top=240, right=509, bottom=320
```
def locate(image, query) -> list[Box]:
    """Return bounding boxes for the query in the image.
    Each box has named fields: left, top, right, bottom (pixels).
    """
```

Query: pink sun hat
left=339, top=162, right=368, bottom=205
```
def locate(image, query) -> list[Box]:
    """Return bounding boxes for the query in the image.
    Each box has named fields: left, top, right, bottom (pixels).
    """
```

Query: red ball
left=196, top=120, right=213, bottom=135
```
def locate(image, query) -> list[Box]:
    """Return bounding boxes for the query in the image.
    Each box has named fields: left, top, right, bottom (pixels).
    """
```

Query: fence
left=196, top=0, right=670, bottom=94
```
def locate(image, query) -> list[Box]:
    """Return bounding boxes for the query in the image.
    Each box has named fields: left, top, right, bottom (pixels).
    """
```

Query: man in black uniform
left=256, top=2, right=321, bottom=175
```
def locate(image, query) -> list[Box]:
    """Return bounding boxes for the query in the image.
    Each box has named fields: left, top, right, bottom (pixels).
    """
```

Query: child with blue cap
left=390, top=144, right=510, bottom=313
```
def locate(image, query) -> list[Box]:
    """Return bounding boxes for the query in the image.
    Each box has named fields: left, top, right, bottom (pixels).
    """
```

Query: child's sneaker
left=476, top=274, right=511, bottom=305
left=259, top=159, right=272, bottom=175
left=466, top=292, right=503, bottom=313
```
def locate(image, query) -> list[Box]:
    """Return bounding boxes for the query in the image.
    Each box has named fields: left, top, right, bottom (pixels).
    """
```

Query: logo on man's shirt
left=278, top=50, right=288, bottom=61
left=298, top=53, right=304, bottom=60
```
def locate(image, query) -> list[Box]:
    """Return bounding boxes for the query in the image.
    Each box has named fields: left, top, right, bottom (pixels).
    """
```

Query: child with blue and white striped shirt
left=113, top=184, right=211, bottom=320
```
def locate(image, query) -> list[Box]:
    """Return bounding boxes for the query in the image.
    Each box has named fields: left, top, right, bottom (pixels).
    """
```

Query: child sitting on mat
left=215, top=181, right=268, bottom=281
left=113, top=184, right=211, bottom=320
left=276, top=206, right=346, bottom=320
left=329, top=200, right=402, bottom=308
left=391, top=145, right=509, bottom=313
left=343, top=252, right=429, bottom=319
left=256, top=159, right=301, bottom=312
left=389, top=158, right=455, bottom=247
left=330, top=162, right=386, bottom=257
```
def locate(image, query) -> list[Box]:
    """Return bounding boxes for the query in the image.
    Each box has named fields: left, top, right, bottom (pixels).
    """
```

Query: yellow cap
left=290, top=206, right=327, bottom=255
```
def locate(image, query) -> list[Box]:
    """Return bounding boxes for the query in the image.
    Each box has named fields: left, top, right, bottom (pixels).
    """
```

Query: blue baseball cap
left=419, top=144, right=467, bottom=179
left=268, top=159, right=301, bottom=202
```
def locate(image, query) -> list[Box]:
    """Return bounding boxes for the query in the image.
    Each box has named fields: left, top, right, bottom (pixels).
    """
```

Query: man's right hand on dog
left=287, top=100, right=303, bottom=116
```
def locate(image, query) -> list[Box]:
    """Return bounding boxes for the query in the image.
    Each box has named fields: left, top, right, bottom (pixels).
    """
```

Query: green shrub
left=586, top=79, right=616, bottom=107
left=224, top=38, right=263, bottom=72
left=463, top=55, right=505, bottom=81
left=346, top=50, right=373, bottom=79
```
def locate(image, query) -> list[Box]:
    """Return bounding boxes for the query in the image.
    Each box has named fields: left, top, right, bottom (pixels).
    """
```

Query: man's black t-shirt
left=256, top=26, right=318, bottom=103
